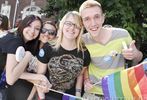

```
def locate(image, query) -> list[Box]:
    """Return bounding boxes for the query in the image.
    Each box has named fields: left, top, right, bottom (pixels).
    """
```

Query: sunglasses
left=41, top=28, right=56, bottom=35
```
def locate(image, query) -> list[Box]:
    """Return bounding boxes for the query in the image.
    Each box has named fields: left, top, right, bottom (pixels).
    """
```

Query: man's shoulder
left=82, top=33, right=90, bottom=38
left=82, top=33, right=92, bottom=43
left=111, top=27, right=129, bottom=34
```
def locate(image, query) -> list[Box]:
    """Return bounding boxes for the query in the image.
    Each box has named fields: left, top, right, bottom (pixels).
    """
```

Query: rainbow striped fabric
left=102, top=63, right=147, bottom=99
left=62, top=94, right=82, bottom=100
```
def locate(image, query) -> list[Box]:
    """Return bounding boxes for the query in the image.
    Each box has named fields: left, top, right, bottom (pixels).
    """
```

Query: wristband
left=76, top=89, right=81, bottom=93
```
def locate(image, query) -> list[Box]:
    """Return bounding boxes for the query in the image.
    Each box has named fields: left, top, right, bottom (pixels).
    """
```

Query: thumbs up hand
left=122, top=40, right=138, bottom=60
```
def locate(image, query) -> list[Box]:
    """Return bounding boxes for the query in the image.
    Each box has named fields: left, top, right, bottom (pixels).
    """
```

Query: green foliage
left=41, top=0, right=85, bottom=20
left=101, top=0, right=147, bottom=41
left=42, top=0, right=147, bottom=42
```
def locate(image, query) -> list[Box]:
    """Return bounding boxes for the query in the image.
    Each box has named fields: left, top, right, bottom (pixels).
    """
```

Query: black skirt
left=7, top=79, right=33, bottom=100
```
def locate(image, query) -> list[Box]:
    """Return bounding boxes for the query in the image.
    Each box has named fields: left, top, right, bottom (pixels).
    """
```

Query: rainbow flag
left=102, top=62, right=147, bottom=99
left=62, top=94, right=82, bottom=100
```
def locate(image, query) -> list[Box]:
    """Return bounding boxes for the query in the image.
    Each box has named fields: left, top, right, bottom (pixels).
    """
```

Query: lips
left=90, top=27, right=98, bottom=31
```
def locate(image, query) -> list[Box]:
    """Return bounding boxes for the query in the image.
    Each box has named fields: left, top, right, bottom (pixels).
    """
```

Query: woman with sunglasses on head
left=0, top=15, right=50, bottom=100
left=39, top=21, right=57, bottom=47
left=35, top=11, right=91, bottom=100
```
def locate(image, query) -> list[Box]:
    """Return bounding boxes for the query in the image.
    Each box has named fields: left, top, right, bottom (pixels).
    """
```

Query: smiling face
left=40, top=22, right=56, bottom=43
left=81, top=6, right=105, bottom=37
left=23, top=20, right=41, bottom=42
left=62, top=15, right=81, bottom=41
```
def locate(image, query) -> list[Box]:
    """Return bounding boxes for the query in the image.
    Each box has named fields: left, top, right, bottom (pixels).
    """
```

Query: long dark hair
left=17, top=15, right=43, bottom=55
left=0, top=14, right=9, bottom=30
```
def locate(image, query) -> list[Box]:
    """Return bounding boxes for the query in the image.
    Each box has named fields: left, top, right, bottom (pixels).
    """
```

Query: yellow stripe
left=134, top=84, right=142, bottom=99
left=121, top=70, right=133, bottom=99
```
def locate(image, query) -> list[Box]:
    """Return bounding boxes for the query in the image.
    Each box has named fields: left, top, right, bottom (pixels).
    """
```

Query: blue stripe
left=108, top=74, right=116, bottom=99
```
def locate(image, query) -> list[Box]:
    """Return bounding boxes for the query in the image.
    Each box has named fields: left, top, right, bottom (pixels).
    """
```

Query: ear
left=102, top=13, right=105, bottom=24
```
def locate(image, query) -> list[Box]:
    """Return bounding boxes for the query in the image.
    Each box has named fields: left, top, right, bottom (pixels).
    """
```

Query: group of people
left=0, top=0, right=144, bottom=100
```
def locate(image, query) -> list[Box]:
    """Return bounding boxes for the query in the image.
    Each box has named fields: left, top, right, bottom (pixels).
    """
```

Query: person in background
left=0, top=14, right=9, bottom=35
left=0, top=14, right=9, bottom=100
left=14, top=18, right=22, bottom=28
left=79, top=0, right=143, bottom=99
left=0, top=15, right=50, bottom=100
left=9, top=18, right=22, bottom=33
left=35, top=11, right=91, bottom=100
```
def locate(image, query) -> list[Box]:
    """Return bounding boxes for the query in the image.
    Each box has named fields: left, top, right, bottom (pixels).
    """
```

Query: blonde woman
left=36, top=11, right=91, bottom=100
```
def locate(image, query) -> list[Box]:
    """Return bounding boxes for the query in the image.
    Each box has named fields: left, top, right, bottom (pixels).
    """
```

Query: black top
left=37, top=43, right=91, bottom=92
left=0, top=33, right=24, bottom=73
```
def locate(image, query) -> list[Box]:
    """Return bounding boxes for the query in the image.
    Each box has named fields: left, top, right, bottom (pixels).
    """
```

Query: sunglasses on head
left=41, top=28, right=56, bottom=35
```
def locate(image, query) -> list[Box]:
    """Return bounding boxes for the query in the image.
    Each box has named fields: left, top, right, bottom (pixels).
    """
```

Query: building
left=0, top=0, right=47, bottom=28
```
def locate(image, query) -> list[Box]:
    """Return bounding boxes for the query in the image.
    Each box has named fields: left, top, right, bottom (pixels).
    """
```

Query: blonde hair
left=54, top=11, right=84, bottom=51
left=79, top=0, right=103, bottom=15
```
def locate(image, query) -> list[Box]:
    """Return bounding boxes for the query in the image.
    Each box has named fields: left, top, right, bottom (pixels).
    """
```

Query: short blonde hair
left=79, top=0, right=103, bottom=15
left=54, top=11, right=84, bottom=51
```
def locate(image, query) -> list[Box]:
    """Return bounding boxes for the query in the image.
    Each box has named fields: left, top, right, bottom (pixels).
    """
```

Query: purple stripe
left=102, top=76, right=110, bottom=100
left=69, top=95, right=76, bottom=100
left=62, top=94, right=70, bottom=100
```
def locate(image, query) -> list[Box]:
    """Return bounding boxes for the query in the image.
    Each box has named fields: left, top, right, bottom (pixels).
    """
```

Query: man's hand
left=122, top=40, right=138, bottom=60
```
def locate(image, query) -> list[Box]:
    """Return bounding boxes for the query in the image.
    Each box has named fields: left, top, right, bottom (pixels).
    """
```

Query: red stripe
left=133, top=64, right=145, bottom=99
left=127, top=68, right=139, bottom=98
left=137, top=75, right=147, bottom=99
left=134, top=64, right=144, bottom=83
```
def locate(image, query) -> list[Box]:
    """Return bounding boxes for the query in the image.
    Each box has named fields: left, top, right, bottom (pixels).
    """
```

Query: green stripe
left=114, top=72, right=124, bottom=98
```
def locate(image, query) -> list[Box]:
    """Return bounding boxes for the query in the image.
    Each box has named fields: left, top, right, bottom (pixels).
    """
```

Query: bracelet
left=76, top=89, right=81, bottom=93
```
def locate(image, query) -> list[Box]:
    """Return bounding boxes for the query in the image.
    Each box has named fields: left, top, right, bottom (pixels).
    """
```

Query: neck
left=39, top=42, right=44, bottom=48
left=91, top=27, right=112, bottom=45
left=61, top=39, right=76, bottom=50
left=91, top=28, right=103, bottom=42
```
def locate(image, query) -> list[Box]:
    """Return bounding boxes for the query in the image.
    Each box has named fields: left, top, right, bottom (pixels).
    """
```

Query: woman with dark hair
left=0, top=15, right=50, bottom=100
left=0, top=14, right=9, bottom=34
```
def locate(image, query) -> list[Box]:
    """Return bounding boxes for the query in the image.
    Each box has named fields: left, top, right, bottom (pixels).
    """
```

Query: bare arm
left=83, top=67, right=93, bottom=92
left=6, top=51, right=32, bottom=85
left=75, top=67, right=87, bottom=97
left=27, top=60, right=49, bottom=100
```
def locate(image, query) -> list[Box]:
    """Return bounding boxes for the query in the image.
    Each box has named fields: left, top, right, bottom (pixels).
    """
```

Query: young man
left=79, top=0, right=143, bottom=99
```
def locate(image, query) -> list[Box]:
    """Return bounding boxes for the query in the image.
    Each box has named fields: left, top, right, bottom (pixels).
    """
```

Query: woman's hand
left=84, top=79, right=93, bottom=92
left=33, top=74, right=52, bottom=93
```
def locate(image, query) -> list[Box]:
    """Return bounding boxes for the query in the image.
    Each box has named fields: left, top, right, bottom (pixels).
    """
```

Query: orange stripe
left=127, top=68, right=139, bottom=99
left=127, top=64, right=145, bottom=99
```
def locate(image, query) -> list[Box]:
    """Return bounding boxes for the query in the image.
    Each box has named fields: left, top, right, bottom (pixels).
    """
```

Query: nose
left=30, top=27, right=35, bottom=34
left=91, top=19, right=97, bottom=26
left=44, top=31, right=49, bottom=35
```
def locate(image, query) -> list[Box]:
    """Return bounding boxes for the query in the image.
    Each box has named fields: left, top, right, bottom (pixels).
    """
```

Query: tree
left=42, top=0, right=147, bottom=41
